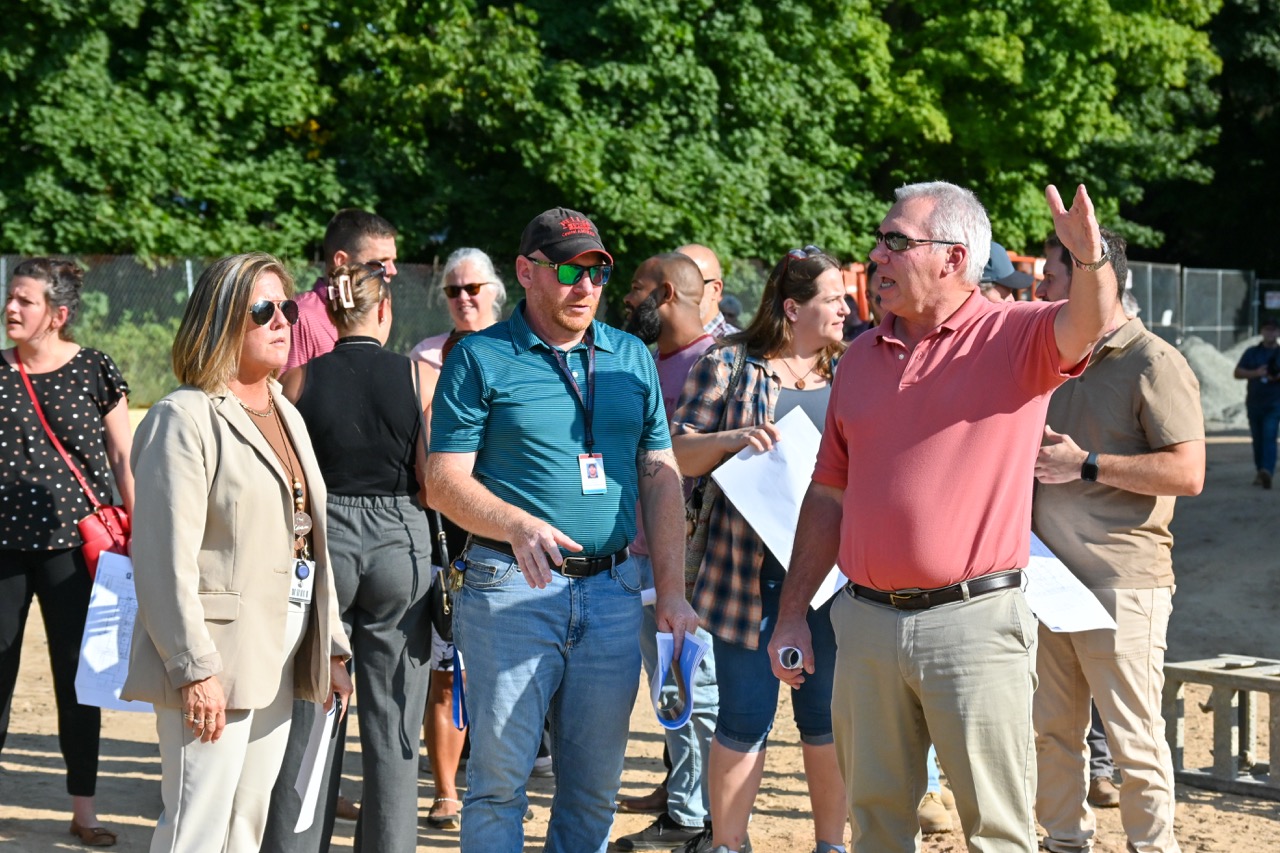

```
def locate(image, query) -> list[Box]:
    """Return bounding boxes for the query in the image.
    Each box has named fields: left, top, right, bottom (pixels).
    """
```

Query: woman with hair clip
left=264, top=261, right=434, bottom=853
left=1, top=258, right=134, bottom=847
left=127, top=252, right=352, bottom=852
left=671, top=246, right=850, bottom=853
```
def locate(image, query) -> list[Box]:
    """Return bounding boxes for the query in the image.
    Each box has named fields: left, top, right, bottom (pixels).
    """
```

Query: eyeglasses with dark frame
left=526, top=257, right=613, bottom=287
left=248, top=299, right=299, bottom=326
left=874, top=230, right=967, bottom=252
left=443, top=282, right=492, bottom=299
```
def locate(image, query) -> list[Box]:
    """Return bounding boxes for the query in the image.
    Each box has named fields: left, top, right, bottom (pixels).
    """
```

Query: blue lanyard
left=542, top=326, right=597, bottom=450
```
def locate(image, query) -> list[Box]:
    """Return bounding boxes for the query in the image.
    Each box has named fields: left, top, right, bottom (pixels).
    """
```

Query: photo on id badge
left=579, top=453, right=607, bottom=495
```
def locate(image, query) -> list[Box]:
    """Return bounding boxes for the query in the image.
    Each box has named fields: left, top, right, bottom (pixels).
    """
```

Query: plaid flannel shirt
left=672, top=344, right=779, bottom=649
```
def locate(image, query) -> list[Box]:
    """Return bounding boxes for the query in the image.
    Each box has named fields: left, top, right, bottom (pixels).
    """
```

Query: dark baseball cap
left=518, top=207, right=613, bottom=264
left=981, top=241, right=1033, bottom=291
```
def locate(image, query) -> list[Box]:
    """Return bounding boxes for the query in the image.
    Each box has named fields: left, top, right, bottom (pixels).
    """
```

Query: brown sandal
left=426, top=797, right=461, bottom=830
left=69, top=819, right=118, bottom=847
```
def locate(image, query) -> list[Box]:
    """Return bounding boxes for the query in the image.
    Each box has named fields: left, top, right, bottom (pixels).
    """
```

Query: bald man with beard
left=616, top=253, right=722, bottom=851
left=676, top=244, right=740, bottom=340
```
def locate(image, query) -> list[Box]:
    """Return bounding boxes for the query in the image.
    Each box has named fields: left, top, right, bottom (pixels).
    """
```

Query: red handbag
left=15, top=352, right=131, bottom=578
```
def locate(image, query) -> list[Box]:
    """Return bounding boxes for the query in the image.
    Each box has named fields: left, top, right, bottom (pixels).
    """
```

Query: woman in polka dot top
left=1, top=258, right=135, bottom=846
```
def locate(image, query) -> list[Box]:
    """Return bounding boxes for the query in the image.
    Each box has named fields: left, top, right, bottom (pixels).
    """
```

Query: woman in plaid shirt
left=671, top=247, right=850, bottom=853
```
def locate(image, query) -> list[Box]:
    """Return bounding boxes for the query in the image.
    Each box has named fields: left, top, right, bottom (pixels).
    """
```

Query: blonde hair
left=326, top=262, right=390, bottom=331
left=172, top=253, right=295, bottom=391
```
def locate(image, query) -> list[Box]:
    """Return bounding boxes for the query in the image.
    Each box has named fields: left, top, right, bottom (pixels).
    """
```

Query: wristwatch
left=1072, top=239, right=1111, bottom=272
left=1081, top=451, right=1100, bottom=482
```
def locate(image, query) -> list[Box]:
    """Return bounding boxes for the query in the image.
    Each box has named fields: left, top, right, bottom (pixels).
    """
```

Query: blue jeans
left=927, top=745, right=941, bottom=793
left=1247, top=400, right=1280, bottom=475
left=635, top=554, right=718, bottom=827
left=454, top=545, right=643, bottom=853
left=713, top=569, right=837, bottom=751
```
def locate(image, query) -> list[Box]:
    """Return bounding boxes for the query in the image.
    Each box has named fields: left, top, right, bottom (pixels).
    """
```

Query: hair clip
left=336, top=274, right=355, bottom=308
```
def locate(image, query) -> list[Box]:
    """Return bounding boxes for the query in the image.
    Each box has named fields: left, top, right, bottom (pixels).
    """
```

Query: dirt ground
left=2, top=434, right=1278, bottom=851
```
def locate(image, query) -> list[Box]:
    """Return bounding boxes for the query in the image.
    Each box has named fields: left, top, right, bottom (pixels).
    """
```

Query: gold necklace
left=777, top=355, right=818, bottom=390
left=237, top=394, right=275, bottom=418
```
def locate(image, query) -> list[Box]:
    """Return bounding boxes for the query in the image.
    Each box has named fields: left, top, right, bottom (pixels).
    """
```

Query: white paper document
left=74, top=552, right=152, bottom=713
left=1023, top=534, right=1117, bottom=633
left=651, top=630, right=711, bottom=730
left=709, top=407, right=844, bottom=608
left=294, top=702, right=336, bottom=832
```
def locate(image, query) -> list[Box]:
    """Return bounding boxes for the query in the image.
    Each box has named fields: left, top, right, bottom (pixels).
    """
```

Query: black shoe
left=674, top=826, right=751, bottom=853
left=615, top=814, right=705, bottom=851
left=1263, top=470, right=1273, bottom=490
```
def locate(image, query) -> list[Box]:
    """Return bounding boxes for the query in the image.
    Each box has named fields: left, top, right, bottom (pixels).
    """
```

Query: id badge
left=578, top=453, right=607, bottom=495
left=289, top=559, right=316, bottom=604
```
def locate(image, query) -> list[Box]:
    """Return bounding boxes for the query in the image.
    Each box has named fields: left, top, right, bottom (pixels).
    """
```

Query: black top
left=294, top=337, right=422, bottom=496
left=0, top=348, right=130, bottom=550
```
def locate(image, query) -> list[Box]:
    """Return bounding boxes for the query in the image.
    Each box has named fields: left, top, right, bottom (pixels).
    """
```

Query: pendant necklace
left=777, top=355, right=818, bottom=390
left=262, top=401, right=313, bottom=551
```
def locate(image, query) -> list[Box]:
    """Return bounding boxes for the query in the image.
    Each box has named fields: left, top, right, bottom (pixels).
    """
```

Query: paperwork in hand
left=294, top=702, right=337, bottom=832
left=1023, top=533, right=1117, bottom=633
left=709, top=407, right=844, bottom=608
left=74, top=551, right=152, bottom=712
left=651, top=630, right=711, bottom=730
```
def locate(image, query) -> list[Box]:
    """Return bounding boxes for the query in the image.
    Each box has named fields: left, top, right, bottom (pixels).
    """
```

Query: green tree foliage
left=1125, top=0, right=1280, bottom=276
left=329, top=0, right=1222, bottom=280
left=1, top=0, right=1223, bottom=287
left=0, top=0, right=345, bottom=257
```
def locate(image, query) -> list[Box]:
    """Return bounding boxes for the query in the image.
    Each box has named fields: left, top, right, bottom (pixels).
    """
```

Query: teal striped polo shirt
left=430, top=300, right=670, bottom=556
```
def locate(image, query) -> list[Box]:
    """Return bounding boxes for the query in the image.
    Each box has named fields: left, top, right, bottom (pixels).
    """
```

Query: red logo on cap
left=560, top=217, right=596, bottom=237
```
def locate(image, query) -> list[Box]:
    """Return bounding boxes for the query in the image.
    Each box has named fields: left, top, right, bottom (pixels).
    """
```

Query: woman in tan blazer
left=124, top=252, right=353, bottom=853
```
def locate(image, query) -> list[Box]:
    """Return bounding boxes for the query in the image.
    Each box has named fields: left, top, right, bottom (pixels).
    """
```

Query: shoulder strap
left=411, top=359, right=452, bottom=567
left=13, top=351, right=103, bottom=508
left=713, top=344, right=749, bottom=433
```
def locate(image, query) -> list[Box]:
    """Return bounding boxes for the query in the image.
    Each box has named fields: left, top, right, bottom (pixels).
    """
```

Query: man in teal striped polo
left=426, top=208, right=699, bottom=853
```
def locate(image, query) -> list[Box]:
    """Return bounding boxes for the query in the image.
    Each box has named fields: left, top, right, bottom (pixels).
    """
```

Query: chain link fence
left=1, top=254, right=1259, bottom=405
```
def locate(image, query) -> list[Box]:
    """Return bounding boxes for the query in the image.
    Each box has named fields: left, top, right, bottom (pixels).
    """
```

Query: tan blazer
left=122, top=381, right=350, bottom=709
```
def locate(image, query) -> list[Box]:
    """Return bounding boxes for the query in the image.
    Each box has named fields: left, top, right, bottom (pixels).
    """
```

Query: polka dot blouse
left=0, top=348, right=130, bottom=551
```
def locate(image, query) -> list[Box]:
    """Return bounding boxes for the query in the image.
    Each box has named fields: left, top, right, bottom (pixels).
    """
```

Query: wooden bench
left=1163, top=654, right=1280, bottom=799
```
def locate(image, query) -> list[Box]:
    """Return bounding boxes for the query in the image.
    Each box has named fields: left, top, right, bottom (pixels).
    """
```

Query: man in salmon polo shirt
left=769, top=181, right=1117, bottom=852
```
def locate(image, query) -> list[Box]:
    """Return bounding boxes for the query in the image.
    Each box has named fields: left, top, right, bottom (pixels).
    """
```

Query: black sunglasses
left=248, top=298, right=299, bottom=326
left=526, top=257, right=613, bottom=287
left=443, top=282, right=489, bottom=299
left=874, top=230, right=965, bottom=252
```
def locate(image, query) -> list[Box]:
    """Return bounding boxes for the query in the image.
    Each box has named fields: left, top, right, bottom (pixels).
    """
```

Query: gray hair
left=894, top=182, right=992, bottom=285
left=443, top=247, right=507, bottom=315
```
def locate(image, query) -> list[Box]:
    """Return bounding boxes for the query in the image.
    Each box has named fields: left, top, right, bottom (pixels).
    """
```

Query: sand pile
left=1179, top=335, right=1248, bottom=429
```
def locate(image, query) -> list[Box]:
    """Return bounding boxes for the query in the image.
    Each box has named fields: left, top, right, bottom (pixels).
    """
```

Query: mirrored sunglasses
left=527, top=257, right=613, bottom=287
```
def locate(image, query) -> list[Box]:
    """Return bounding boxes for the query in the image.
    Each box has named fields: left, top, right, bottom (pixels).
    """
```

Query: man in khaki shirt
left=1032, top=228, right=1205, bottom=853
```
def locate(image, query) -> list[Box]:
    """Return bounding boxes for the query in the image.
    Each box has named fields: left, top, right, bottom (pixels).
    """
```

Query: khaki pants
left=831, top=586, right=1039, bottom=853
left=1035, top=587, right=1179, bottom=853
left=149, top=605, right=307, bottom=853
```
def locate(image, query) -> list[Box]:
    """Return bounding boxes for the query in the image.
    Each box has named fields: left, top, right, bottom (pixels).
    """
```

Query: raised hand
left=1045, top=184, right=1105, bottom=267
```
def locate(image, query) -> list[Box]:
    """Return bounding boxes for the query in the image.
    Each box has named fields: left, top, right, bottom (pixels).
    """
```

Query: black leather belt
left=468, top=536, right=629, bottom=579
left=851, top=570, right=1023, bottom=611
